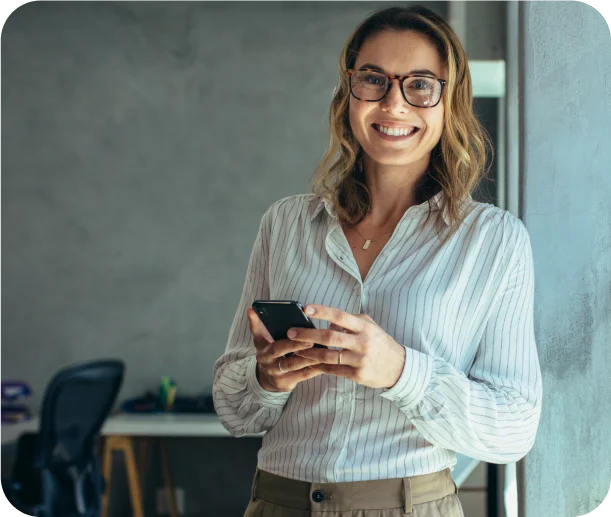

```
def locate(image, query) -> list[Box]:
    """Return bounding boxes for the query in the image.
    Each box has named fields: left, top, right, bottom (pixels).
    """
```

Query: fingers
left=288, top=327, right=353, bottom=350
left=273, top=338, right=315, bottom=359
left=304, top=305, right=365, bottom=333
left=256, top=339, right=314, bottom=371
left=276, top=355, right=320, bottom=372
left=295, top=364, right=326, bottom=381
left=277, top=355, right=320, bottom=374
left=329, top=322, right=349, bottom=334
left=258, top=355, right=324, bottom=392
left=295, top=347, right=359, bottom=367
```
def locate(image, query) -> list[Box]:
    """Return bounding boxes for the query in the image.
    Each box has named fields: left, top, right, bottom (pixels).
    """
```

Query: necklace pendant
left=362, top=239, right=372, bottom=250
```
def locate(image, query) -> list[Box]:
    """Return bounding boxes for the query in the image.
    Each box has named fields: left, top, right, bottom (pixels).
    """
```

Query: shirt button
left=312, top=490, right=325, bottom=502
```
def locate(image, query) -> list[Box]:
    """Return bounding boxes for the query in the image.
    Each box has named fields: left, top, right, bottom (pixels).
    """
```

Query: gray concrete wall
left=2, top=0, right=448, bottom=413
left=519, top=2, right=611, bottom=516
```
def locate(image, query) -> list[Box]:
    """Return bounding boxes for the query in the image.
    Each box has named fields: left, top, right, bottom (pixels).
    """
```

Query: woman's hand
left=289, top=305, right=406, bottom=389
left=247, top=308, right=323, bottom=393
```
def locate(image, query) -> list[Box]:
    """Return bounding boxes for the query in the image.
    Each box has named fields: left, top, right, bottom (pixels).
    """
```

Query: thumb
left=247, top=308, right=274, bottom=344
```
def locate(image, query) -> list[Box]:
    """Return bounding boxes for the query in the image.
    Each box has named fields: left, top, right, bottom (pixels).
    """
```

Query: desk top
left=1, top=413, right=479, bottom=487
left=1, top=418, right=38, bottom=445
left=1, top=412, right=264, bottom=445
left=102, top=413, right=261, bottom=437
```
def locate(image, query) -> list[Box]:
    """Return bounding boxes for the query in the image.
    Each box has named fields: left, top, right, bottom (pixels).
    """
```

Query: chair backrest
left=38, top=359, right=124, bottom=470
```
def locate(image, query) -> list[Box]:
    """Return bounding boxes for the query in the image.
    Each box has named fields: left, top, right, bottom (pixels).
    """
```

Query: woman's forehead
left=354, top=30, right=444, bottom=78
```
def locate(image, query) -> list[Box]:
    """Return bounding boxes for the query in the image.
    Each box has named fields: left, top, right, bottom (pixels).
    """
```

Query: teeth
left=376, top=124, right=417, bottom=136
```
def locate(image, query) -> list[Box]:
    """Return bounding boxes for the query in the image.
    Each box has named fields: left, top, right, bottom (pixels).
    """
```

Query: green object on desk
left=159, top=377, right=177, bottom=411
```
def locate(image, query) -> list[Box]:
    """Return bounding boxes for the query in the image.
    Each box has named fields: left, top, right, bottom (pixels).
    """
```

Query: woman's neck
left=358, top=154, right=430, bottom=230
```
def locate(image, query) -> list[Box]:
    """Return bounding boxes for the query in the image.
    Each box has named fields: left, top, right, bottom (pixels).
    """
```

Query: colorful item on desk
left=2, top=404, right=32, bottom=423
left=120, top=392, right=216, bottom=414
left=1, top=381, right=33, bottom=423
left=1, top=381, right=32, bottom=401
left=159, top=376, right=177, bottom=411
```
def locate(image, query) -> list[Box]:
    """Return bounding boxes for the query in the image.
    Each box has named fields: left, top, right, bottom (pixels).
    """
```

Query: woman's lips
left=372, top=123, right=421, bottom=141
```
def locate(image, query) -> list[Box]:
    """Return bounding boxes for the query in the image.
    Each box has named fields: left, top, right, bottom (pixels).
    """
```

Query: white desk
left=1, top=418, right=38, bottom=445
left=102, top=412, right=251, bottom=437
left=2, top=413, right=480, bottom=514
left=2, top=412, right=266, bottom=445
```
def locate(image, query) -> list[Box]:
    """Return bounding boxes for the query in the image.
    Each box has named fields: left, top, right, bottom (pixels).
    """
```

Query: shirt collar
left=310, top=190, right=470, bottom=226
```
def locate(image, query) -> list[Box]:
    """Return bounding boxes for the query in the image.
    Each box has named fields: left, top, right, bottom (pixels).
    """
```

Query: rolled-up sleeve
left=381, top=218, right=543, bottom=463
left=212, top=205, right=292, bottom=437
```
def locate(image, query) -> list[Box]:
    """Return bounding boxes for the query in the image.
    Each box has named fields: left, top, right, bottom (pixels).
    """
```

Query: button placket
left=326, top=229, right=361, bottom=281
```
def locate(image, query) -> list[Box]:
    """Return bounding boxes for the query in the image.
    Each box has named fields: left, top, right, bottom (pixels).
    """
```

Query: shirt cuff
left=379, top=346, right=435, bottom=410
left=246, top=356, right=292, bottom=408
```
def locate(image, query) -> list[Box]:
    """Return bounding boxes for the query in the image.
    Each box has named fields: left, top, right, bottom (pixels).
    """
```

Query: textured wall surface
left=3, top=1, right=451, bottom=412
left=519, top=2, right=611, bottom=516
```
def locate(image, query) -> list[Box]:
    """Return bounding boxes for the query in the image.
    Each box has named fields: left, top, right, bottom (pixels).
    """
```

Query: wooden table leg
left=102, top=435, right=145, bottom=517
left=100, top=437, right=113, bottom=517
left=159, top=439, right=179, bottom=517
left=121, top=436, right=145, bottom=517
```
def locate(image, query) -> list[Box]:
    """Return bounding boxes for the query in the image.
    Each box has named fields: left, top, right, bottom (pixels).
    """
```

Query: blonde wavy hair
left=311, top=5, right=493, bottom=241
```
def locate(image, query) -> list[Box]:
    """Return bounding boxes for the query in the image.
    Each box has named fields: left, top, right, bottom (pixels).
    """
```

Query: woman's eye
left=408, top=79, right=433, bottom=90
left=363, top=74, right=384, bottom=85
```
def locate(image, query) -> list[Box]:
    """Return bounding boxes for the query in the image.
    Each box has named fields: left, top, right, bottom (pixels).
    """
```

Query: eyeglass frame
left=347, top=68, right=447, bottom=108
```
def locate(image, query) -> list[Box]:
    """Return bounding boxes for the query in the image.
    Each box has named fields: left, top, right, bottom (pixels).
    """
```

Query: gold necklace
left=351, top=226, right=394, bottom=250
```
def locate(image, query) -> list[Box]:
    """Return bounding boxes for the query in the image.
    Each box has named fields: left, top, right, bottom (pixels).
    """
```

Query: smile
left=372, top=123, right=420, bottom=139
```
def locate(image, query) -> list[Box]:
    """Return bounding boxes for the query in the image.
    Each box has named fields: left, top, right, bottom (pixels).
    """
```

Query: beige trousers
left=244, top=467, right=465, bottom=517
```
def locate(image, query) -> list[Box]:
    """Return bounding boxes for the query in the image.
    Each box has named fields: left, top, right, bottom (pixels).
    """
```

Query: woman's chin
left=363, top=150, right=425, bottom=168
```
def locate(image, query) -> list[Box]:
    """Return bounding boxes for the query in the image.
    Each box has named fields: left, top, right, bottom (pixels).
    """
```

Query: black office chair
left=3, top=359, right=125, bottom=517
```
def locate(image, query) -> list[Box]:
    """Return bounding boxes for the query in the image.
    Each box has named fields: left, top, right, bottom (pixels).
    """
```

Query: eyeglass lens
left=351, top=70, right=441, bottom=107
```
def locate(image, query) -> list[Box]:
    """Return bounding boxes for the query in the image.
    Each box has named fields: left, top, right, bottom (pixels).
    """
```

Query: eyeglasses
left=347, top=68, right=446, bottom=108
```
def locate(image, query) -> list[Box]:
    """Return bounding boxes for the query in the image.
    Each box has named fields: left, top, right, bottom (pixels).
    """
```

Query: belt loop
left=402, top=478, right=412, bottom=514
left=250, top=468, right=260, bottom=501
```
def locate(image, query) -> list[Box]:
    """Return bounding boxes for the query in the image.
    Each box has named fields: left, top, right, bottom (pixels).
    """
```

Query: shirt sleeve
left=212, top=204, right=292, bottom=437
left=380, top=218, right=543, bottom=463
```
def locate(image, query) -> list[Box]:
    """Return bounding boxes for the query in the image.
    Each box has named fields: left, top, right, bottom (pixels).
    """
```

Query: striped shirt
left=212, top=191, right=542, bottom=482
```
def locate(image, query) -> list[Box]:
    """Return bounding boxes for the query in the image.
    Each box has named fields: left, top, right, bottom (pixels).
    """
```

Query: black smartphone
left=251, top=300, right=327, bottom=357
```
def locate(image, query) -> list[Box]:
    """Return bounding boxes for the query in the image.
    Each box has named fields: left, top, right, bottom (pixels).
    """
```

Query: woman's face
left=348, top=30, right=446, bottom=169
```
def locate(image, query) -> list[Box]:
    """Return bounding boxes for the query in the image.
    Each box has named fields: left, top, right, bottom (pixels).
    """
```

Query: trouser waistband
left=250, top=467, right=458, bottom=513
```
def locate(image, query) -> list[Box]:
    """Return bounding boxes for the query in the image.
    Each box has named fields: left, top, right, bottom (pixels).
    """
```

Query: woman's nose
left=379, top=78, right=410, bottom=114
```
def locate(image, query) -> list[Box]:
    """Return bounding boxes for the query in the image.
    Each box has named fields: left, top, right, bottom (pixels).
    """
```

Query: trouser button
left=312, top=490, right=325, bottom=502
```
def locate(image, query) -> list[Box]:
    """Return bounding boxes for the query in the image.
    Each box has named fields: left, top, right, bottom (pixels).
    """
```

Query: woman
left=213, top=5, right=542, bottom=517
